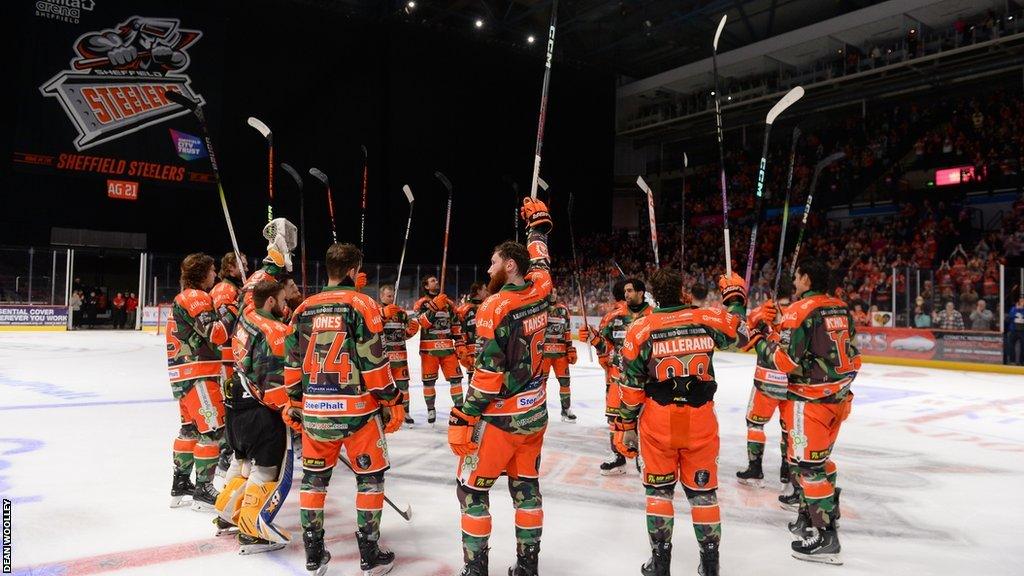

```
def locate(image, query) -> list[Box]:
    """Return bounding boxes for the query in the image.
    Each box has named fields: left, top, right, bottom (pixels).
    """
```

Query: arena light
left=407, top=1, right=415, bottom=8
left=527, top=34, right=536, bottom=44
left=475, top=18, right=484, bottom=29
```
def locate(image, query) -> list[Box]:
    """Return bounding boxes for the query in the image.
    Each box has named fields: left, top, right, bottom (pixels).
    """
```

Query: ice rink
left=3, top=330, right=1023, bottom=576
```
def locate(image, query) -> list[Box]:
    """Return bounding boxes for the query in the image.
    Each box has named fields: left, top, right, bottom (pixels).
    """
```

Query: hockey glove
left=567, top=346, right=578, bottom=364
left=428, top=293, right=449, bottom=312
left=747, top=300, right=778, bottom=330
left=383, top=304, right=403, bottom=320
left=456, top=346, right=472, bottom=369
left=382, top=404, right=405, bottom=434
left=282, top=405, right=303, bottom=433
left=718, top=272, right=748, bottom=306
left=447, top=407, right=480, bottom=456
left=355, top=272, right=368, bottom=292
left=520, top=198, right=553, bottom=234
left=611, top=418, right=639, bottom=459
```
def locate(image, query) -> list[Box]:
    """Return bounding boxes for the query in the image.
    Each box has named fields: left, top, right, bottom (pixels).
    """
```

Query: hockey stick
left=165, top=91, right=247, bottom=285
left=790, top=151, right=845, bottom=277
left=308, top=168, right=337, bottom=244
left=529, top=0, right=559, bottom=200
left=712, top=14, right=732, bottom=276
left=567, top=192, right=593, bottom=362
left=681, top=152, right=688, bottom=271
left=512, top=181, right=520, bottom=243
left=742, top=86, right=805, bottom=287
left=280, top=163, right=307, bottom=297
left=636, top=176, right=660, bottom=267
left=434, top=171, right=453, bottom=291
left=611, top=259, right=626, bottom=278
left=395, top=185, right=415, bottom=295
left=360, top=145, right=368, bottom=249
left=246, top=117, right=274, bottom=223
left=338, top=454, right=412, bottom=521
left=771, top=126, right=801, bottom=297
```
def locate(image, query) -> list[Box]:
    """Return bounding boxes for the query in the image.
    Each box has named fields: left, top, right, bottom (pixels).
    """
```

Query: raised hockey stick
left=338, top=454, right=412, bottom=521
left=611, top=259, right=626, bottom=278
left=280, top=162, right=307, bottom=296
left=568, top=192, right=593, bottom=361
left=790, top=151, right=845, bottom=277
left=395, top=185, right=415, bottom=295
left=246, top=117, right=274, bottom=223
left=512, top=181, right=521, bottom=243
left=308, top=167, right=337, bottom=244
left=772, top=126, right=801, bottom=297
left=434, top=171, right=453, bottom=291
left=681, top=152, right=688, bottom=271
left=529, top=0, right=559, bottom=200
left=636, top=176, right=660, bottom=267
left=360, top=145, right=368, bottom=249
left=712, top=14, right=732, bottom=276
left=165, top=91, right=247, bottom=285
left=742, top=86, right=805, bottom=287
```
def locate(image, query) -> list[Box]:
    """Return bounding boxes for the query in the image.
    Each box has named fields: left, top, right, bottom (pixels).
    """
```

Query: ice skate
left=640, top=541, right=670, bottom=576
left=791, top=526, right=842, bottom=565
left=304, top=528, right=331, bottom=575
left=213, top=516, right=238, bottom=536
left=788, top=507, right=810, bottom=535
left=170, top=470, right=195, bottom=508
left=779, top=483, right=802, bottom=511
left=508, top=544, right=539, bottom=576
left=697, top=540, right=719, bottom=576
left=736, top=459, right=764, bottom=487
left=239, top=532, right=287, bottom=555
left=427, top=408, right=437, bottom=425
left=459, top=548, right=489, bottom=576
left=560, top=408, right=577, bottom=422
left=780, top=460, right=790, bottom=484
left=191, top=481, right=219, bottom=513
left=357, top=530, right=395, bottom=576
left=600, top=453, right=627, bottom=476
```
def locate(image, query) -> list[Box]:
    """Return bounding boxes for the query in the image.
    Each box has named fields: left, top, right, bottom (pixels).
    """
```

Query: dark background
left=1, top=0, right=614, bottom=270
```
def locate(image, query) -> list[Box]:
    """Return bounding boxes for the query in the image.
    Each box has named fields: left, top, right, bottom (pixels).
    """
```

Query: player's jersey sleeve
left=618, top=319, right=651, bottom=421
left=211, top=282, right=240, bottom=330
left=176, top=290, right=229, bottom=347
left=593, top=312, right=615, bottom=359
left=415, top=296, right=436, bottom=329
left=352, top=294, right=400, bottom=404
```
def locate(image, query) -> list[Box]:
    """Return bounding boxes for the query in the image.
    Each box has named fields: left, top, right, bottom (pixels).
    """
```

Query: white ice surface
left=2, top=330, right=1023, bottom=575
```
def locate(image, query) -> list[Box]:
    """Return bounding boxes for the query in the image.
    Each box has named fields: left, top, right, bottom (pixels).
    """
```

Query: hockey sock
left=396, top=379, right=411, bottom=411
left=173, top=436, right=197, bottom=476
left=424, top=381, right=437, bottom=412
left=300, top=467, right=334, bottom=532
left=509, top=478, right=542, bottom=556
left=797, top=463, right=835, bottom=529
left=745, top=423, right=766, bottom=462
left=355, top=474, right=385, bottom=540
left=684, top=488, right=721, bottom=545
left=194, top=429, right=223, bottom=483
left=645, top=486, right=675, bottom=547
left=825, top=458, right=838, bottom=488
left=450, top=380, right=464, bottom=406
left=458, top=484, right=492, bottom=565
left=557, top=377, right=570, bottom=411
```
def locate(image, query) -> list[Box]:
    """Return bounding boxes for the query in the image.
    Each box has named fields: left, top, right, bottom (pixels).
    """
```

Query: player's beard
left=488, top=267, right=508, bottom=296
left=272, top=300, right=286, bottom=319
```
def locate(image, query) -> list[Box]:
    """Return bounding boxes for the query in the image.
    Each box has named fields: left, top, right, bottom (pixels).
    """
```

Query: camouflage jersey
left=757, top=290, right=861, bottom=403
left=228, top=307, right=292, bottom=413
left=166, top=289, right=230, bottom=399
left=456, top=298, right=482, bottom=357
left=210, top=277, right=242, bottom=380
left=284, top=283, right=399, bottom=442
left=541, top=301, right=571, bottom=358
left=462, top=228, right=552, bottom=435
left=239, top=263, right=288, bottom=313
left=594, top=302, right=652, bottom=370
left=619, top=302, right=748, bottom=418
left=414, top=294, right=462, bottom=357
left=752, top=336, right=787, bottom=400
left=380, top=305, right=418, bottom=368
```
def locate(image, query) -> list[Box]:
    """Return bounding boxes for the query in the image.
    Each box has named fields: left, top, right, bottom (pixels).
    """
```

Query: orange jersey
left=414, top=295, right=461, bottom=356
left=210, top=278, right=242, bottom=366
left=166, top=289, right=230, bottom=398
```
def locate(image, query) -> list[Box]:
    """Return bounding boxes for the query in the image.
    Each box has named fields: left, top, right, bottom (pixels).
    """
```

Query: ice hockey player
left=579, top=277, right=651, bottom=474
left=752, top=258, right=858, bottom=564
left=448, top=198, right=553, bottom=576
left=540, top=287, right=577, bottom=421
left=215, top=279, right=296, bottom=554
left=380, top=284, right=419, bottom=424
left=617, top=268, right=754, bottom=576
left=455, top=282, right=488, bottom=405
left=211, top=251, right=246, bottom=476
left=166, top=253, right=231, bottom=512
left=414, top=274, right=465, bottom=423
left=736, top=292, right=792, bottom=487
left=285, top=243, right=405, bottom=576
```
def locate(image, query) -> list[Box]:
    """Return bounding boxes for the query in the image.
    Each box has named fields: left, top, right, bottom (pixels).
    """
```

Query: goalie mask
left=262, top=218, right=298, bottom=272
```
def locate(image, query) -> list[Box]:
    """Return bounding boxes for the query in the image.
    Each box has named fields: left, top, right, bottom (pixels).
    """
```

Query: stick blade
left=246, top=117, right=272, bottom=139
left=402, top=184, right=414, bottom=203
left=401, top=504, right=413, bottom=522
left=538, top=177, right=549, bottom=192
left=308, top=167, right=328, bottom=186
left=766, top=86, right=804, bottom=125
left=165, top=90, right=197, bottom=111
left=713, top=14, right=728, bottom=50
left=280, top=162, right=303, bottom=190
left=683, top=152, right=688, bottom=168
left=636, top=175, right=653, bottom=196
left=434, top=171, right=452, bottom=192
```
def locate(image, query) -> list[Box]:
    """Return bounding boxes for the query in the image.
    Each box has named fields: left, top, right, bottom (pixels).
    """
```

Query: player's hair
left=795, top=257, right=830, bottom=293
left=379, top=284, right=394, bottom=296
left=690, top=283, right=708, bottom=302
left=326, top=243, right=362, bottom=280
left=252, top=280, right=284, bottom=308
left=180, top=253, right=214, bottom=290
left=493, top=241, right=529, bottom=278
left=650, top=268, right=682, bottom=307
left=624, top=277, right=646, bottom=294
left=612, top=279, right=627, bottom=302
left=219, top=251, right=246, bottom=277
left=469, top=281, right=485, bottom=298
